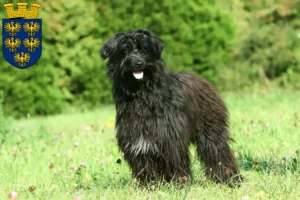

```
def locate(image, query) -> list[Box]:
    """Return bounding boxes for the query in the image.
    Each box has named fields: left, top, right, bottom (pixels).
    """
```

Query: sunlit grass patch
left=1, top=89, right=300, bottom=199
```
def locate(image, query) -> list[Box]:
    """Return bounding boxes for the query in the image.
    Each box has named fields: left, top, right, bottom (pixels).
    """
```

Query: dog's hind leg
left=196, top=126, right=242, bottom=186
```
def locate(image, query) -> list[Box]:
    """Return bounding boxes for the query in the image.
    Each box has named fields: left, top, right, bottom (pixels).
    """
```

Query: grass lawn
left=1, top=89, right=300, bottom=200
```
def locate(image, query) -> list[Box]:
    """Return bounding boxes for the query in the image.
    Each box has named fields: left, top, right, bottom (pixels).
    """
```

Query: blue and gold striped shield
left=2, top=3, right=42, bottom=69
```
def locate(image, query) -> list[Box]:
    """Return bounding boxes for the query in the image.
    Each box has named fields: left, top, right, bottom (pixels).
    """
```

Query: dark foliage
left=0, top=0, right=233, bottom=117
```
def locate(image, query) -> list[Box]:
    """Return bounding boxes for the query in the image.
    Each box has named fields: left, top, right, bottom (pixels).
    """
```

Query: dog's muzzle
left=122, top=55, right=146, bottom=80
left=132, top=60, right=144, bottom=79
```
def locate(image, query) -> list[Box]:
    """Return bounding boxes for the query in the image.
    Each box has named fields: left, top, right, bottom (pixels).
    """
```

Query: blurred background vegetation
left=0, top=0, right=299, bottom=118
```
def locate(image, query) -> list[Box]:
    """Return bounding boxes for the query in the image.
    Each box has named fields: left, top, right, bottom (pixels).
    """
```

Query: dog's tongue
left=132, top=71, right=144, bottom=79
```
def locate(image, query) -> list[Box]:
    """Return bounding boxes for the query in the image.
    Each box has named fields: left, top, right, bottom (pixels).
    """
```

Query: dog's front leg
left=127, top=154, right=162, bottom=184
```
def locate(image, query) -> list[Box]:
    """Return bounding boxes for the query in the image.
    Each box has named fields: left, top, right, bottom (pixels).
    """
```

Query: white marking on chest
left=125, top=136, right=159, bottom=156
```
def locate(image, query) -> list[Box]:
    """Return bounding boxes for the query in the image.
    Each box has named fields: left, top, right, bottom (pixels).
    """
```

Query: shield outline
left=2, top=18, right=42, bottom=69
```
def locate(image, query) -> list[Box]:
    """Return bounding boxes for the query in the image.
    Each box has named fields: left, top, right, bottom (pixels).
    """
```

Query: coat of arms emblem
left=2, top=3, right=42, bottom=69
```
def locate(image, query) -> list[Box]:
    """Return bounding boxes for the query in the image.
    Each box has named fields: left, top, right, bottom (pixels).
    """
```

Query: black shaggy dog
left=100, top=29, right=242, bottom=186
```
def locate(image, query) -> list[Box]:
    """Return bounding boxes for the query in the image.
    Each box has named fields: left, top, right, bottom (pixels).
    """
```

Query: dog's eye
left=143, top=47, right=150, bottom=51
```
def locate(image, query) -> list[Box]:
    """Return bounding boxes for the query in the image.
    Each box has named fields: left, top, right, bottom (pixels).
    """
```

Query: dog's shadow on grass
left=88, top=170, right=211, bottom=191
left=75, top=150, right=300, bottom=191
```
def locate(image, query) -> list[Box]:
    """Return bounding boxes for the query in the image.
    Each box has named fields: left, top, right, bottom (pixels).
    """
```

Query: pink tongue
left=132, top=71, right=144, bottom=79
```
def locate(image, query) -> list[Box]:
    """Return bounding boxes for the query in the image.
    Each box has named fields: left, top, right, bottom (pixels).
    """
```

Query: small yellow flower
left=255, top=191, right=265, bottom=198
left=105, top=118, right=115, bottom=127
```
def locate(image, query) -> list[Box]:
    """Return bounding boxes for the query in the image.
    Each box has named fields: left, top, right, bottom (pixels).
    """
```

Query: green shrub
left=99, top=0, right=235, bottom=84
left=221, top=0, right=300, bottom=90
left=0, top=90, right=8, bottom=144
left=0, top=91, right=4, bottom=128
left=0, top=0, right=234, bottom=117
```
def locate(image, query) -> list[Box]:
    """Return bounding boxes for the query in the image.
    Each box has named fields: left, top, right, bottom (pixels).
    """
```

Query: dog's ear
left=100, top=33, right=125, bottom=60
left=153, top=35, right=164, bottom=54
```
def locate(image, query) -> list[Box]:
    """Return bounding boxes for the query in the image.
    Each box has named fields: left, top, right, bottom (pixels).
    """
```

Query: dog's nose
left=135, top=61, right=143, bottom=68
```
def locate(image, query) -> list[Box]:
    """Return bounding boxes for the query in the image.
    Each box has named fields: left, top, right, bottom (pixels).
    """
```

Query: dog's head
left=100, top=29, right=165, bottom=93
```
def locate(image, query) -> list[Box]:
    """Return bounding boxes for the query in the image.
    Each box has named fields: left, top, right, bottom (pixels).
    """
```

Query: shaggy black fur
left=100, top=29, right=242, bottom=186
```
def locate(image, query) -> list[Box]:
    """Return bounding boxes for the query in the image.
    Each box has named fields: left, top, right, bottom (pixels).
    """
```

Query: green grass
left=1, top=89, right=300, bottom=200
